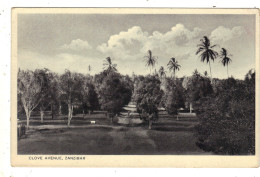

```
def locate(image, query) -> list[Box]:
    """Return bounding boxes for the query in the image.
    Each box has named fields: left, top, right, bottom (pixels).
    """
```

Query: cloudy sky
left=18, top=14, right=255, bottom=79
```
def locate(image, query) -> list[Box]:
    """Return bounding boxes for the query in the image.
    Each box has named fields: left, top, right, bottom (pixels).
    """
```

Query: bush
left=194, top=74, right=255, bottom=155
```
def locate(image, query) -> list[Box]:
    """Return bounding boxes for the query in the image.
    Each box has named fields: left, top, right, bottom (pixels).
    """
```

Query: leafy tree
left=196, top=36, right=218, bottom=79
left=81, top=76, right=100, bottom=114
left=96, top=71, right=132, bottom=116
left=18, top=70, right=43, bottom=129
left=182, top=70, right=213, bottom=113
left=194, top=70, right=255, bottom=154
left=103, top=57, right=117, bottom=73
left=48, top=73, right=60, bottom=119
left=167, top=57, right=181, bottom=78
left=143, top=50, right=157, bottom=75
left=60, top=70, right=84, bottom=126
left=162, top=78, right=185, bottom=115
left=34, top=69, right=60, bottom=122
left=133, top=75, right=163, bottom=129
left=220, top=48, right=232, bottom=78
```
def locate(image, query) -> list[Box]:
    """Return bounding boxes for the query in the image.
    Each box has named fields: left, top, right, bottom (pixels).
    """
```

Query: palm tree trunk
left=227, top=64, right=229, bottom=78
left=208, top=60, right=212, bottom=80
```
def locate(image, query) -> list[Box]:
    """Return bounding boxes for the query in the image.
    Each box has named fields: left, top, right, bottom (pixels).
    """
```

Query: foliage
left=85, top=82, right=100, bottom=112
left=34, top=69, right=60, bottom=121
left=158, top=66, right=166, bottom=79
left=96, top=71, right=132, bottom=114
left=60, top=70, right=85, bottom=125
left=17, top=69, right=44, bottom=128
left=103, top=57, right=117, bottom=73
left=183, top=70, right=213, bottom=104
left=162, top=78, right=185, bottom=115
left=143, top=50, right=157, bottom=74
left=194, top=70, right=255, bottom=155
left=133, top=75, right=163, bottom=122
left=196, top=36, right=218, bottom=78
left=167, top=57, right=181, bottom=78
left=220, top=48, right=232, bottom=77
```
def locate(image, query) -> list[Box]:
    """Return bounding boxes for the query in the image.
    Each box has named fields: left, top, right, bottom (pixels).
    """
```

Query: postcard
left=11, top=8, right=259, bottom=167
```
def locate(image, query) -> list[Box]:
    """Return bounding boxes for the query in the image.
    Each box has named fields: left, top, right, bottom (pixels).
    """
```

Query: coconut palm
left=220, top=48, right=232, bottom=78
left=143, top=50, right=157, bottom=75
left=103, top=57, right=117, bottom=73
left=158, top=66, right=166, bottom=79
left=167, top=57, right=181, bottom=78
left=196, top=36, right=218, bottom=79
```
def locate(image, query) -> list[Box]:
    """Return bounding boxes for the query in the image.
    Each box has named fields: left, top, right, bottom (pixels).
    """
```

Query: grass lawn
left=18, top=116, right=210, bottom=155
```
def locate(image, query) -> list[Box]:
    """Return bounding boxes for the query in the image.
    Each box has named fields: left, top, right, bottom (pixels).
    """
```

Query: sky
left=17, top=14, right=256, bottom=79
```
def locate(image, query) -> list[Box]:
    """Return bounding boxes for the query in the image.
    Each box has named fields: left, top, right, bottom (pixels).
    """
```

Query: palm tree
left=196, top=36, right=218, bottom=79
left=167, top=57, right=181, bottom=78
left=143, top=50, right=157, bottom=75
left=103, top=57, right=117, bottom=73
left=158, top=66, right=166, bottom=79
left=220, top=48, right=232, bottom=78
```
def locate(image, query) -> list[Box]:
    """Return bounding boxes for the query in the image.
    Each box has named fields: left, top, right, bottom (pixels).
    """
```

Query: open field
left=18, top=115, right=211, bottom=155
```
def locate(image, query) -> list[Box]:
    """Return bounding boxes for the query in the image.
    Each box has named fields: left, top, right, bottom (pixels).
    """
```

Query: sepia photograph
left=11, top=8, right=259, bottom=167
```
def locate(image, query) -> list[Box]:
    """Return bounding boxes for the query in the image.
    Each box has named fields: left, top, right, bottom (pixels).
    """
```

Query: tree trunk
left=25, top=110, right=30, bottom=130
left=227, top=64, right=229, bottom=78
left=22, top=99, right=30, bottom=130
left=148, top=120, right=152, bottom=130
left=67, top=104, right=72, bottom=126
left=209, top=60, right=212, bottom=80
left=190, top=103, right=193, bottom=114
left=40, top=109, right=44, bottom=123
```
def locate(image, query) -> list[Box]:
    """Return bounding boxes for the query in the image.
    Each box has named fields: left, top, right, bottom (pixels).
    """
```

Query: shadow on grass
left=152, top=126, right=195, bottom=132
left=38, top=129, right=65, bottom=134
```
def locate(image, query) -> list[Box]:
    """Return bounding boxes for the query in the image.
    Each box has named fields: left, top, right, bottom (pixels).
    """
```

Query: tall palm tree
left=196, top=36, right=218, bottom=79
left=220, top=48, right=232, bottom=78
left=103, top=57, right=117, bottom=73
left=167, top=57, right=181, bottom=78
left=159, top=66, right=166, bottom=78
left=143, top=50, right=157, bottom=75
